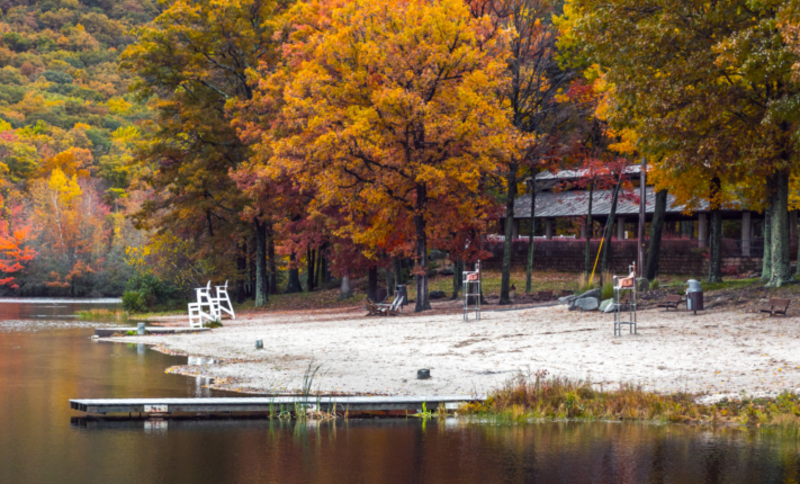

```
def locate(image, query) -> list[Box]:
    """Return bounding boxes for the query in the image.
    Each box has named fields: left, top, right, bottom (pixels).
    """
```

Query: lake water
left=1, top=300, right=799, bottom=483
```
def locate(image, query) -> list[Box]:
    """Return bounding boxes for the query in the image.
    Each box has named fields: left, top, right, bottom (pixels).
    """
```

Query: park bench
left=657, top=294, right=683, bottom=311
left=365, top=299, right=382, bottom=316
left=376, top=295, right=405, bottom=316
left=759, top=298, right=790, bottom=317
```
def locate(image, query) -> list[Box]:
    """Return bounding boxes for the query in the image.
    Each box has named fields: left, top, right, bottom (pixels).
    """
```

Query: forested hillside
left=3, top=0, right=800, bottom=310
left=0, top=0, right=156, bottom=296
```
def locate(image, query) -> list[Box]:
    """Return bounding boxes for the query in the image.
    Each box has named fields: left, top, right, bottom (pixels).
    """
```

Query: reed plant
left=463, top=370, right=800, bottom=429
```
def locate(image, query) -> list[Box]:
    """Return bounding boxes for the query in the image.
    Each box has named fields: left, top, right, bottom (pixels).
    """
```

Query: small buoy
left=255, top=340, right=263, bottom=349
left=417, top=369, right=431, bottom=380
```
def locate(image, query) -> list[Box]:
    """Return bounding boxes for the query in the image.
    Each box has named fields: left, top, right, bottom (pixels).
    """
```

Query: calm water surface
left=1, top=300, right=799, bottom=484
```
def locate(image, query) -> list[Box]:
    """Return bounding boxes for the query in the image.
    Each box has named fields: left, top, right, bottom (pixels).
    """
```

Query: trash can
left=686, top=279, right=703, bottom=314
left=395, top=285, right=407, bottom=306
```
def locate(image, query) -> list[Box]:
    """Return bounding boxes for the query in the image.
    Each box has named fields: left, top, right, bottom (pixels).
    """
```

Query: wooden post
left=741, top=211, right=751, bottom=257
left=638, top=158, right=647, bottom=276
left=617, top=217, right=625, bottom=240
left=698, top=213, right=707, bottom=248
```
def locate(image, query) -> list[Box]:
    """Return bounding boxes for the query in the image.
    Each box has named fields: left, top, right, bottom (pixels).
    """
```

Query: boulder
left=559, top=295, right=578, bottom=305
left=574, top=297, right=599, bottom=311
left=429, top=249, right=449, bottom=261
left=599, top=298, right=615, bottom=313
left=429, top=290, right=446, bottom=300
left=577, top=288, right=602, bottom=300
left=440, top=266, right=455, bottom=276
left=637, top=277, right=649, bottom=291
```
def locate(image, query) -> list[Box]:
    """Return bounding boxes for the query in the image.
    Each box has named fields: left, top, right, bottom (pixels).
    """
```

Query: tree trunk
left=707, top=209, right=723, bottom=283
left=394, top=257, right=403, bottom=288
left=795, top=210, right=800, bottom=278
left=584, top=180, right=594, bottom=283
left=254, top=221, right=269, bottom=307
left=322, top=247, right=331, bottom=284
left=762, top=203, right=772, bottom=281
left=367, top=265, right=378, bottom=302
left=499, top=167, right=517, bottom=305
left=644, top=190, right=668, bottom=281
left=452, top=257, right=462, bottom=299
left=599, top=177, right=623, bottom=285
left=339, top=275, right=352, bottom=299
left=315, top=249, right=324, bottom=289
left=236, top=241, right=247, bottom=304
left=286, top=253, right=302, bottom=293
left=386, top=263, right=395, bottom=297
left=267, top=232, right=278, bottom=294
left=248, top=233, right=255, bottom=299
left=769, top=170, right=793, bottom=286
left=525, top=182, right=536, bottom=293
left=414, top=190, right=431, bottom=312
left=306, top=248, right=316, bottom=292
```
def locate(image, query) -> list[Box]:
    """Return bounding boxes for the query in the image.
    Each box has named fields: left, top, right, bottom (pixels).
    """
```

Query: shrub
left=121, top=291, right=146, bottom=313
left=123, top=273, right=182, bottom=311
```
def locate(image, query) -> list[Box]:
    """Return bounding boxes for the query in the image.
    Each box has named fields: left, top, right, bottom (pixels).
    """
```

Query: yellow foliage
left=107, top=97, right=132, bottom=115
left=48, top=168, right=82, bottom=203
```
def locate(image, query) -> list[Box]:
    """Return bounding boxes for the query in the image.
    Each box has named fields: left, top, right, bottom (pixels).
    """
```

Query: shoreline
left=101, top=302, right=800, bottom=403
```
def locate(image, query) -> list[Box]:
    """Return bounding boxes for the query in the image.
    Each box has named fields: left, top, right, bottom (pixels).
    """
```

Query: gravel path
left=107, top=304, right=800, bottom=400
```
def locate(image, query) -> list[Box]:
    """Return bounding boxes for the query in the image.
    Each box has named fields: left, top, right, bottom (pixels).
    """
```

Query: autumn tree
left=28, top=169, right=110, bottom=295
left=468, top=0, right=576, bottom=304
left=264, top=0, right=513, bottom=312
left=566, top=0, right=800, bottom=286
left=121, top=0, right=293, bottom=304
left=0, top=195, right=36, bottom=288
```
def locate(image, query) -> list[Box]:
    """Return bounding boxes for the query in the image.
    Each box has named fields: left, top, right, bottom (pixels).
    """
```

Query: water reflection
left=60, top=418, right=800, bottom=484
left=0, top=302, right=798, bottom=484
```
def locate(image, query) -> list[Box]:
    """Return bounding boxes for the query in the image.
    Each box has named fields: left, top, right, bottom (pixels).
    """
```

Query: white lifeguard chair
left=188, top=281, right=219, bottom=328
left=612, top=262, right=638, bottom=336
left=212, top=280, right=235, bottom=319
left=462, top=260, right=481, bottom=321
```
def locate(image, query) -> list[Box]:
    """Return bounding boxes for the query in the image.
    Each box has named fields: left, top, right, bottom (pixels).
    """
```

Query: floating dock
left=70, top=396, right=483, bottom=417
left=94, top=327, right=210, bottom=337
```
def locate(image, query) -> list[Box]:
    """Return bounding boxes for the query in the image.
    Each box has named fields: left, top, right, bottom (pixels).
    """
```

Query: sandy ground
left=106, top=304, right=800, bottom=400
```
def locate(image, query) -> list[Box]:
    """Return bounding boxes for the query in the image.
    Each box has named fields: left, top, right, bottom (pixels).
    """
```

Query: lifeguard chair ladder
left=463, top=260, right=481, bottom=321
left=613, top=262, right=638, bottom=336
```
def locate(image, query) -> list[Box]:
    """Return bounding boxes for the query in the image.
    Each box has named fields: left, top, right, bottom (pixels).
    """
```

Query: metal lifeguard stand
left=463, top=260, right=481, bottom=321
left=612, top=262, right=638, bottom=336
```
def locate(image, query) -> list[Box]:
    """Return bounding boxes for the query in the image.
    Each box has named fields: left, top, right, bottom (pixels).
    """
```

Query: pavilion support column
left=617, top=217, right=625, bottom=240
left=545, top=219, right=553, bottom=240
left=580, top=223, right=587, bottom=239
left=741, top=211, right=751, bottom=257
left=698, top=213, right=708, bottom=248
left=512, top=219, right=520, bottom=239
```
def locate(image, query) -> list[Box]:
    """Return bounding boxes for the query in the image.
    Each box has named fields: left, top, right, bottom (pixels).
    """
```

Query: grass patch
left=463, top=371, right=800, bottom=429
left=76, top=308, right=130, bottom=321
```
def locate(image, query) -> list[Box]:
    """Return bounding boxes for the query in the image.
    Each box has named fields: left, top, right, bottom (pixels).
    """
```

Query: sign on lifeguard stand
left=463, top=260, right=481, bottom=321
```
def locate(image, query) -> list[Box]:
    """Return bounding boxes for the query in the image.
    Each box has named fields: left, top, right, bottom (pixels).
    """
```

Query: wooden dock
left=70, top=396, right=483, bottom=417
left=94, top=327, right=210, bottom=337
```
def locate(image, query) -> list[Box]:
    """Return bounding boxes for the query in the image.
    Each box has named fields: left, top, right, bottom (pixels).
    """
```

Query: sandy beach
left=106, top=303, right=800, bottom=401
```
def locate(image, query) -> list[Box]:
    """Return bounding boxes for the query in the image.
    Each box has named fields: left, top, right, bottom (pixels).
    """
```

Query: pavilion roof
left=510, top=188, right=715, bottom=219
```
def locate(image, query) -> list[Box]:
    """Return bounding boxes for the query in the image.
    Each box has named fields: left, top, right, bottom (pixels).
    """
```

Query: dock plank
left=70, top=396, right=484, bottom=415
